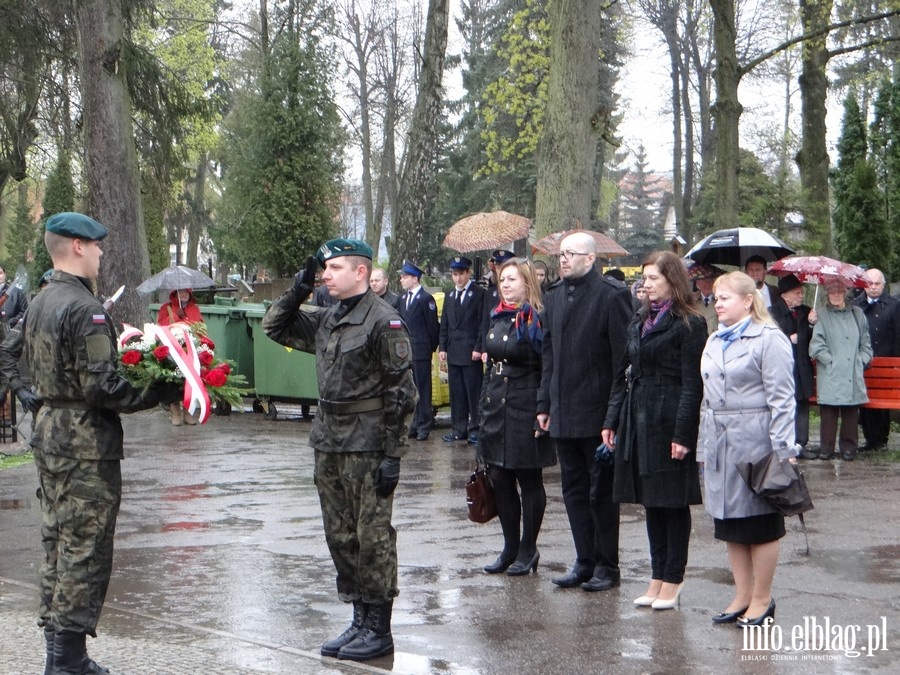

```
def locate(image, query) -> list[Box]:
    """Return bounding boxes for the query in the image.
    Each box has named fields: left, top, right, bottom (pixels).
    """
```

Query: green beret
left=45, top=212, right=108, bottom=241
left=316, top=238, right=373, bottom=264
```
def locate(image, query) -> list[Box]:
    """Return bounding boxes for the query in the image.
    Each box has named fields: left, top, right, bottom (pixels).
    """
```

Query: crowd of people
left=4, top=214, right=898, bottom=671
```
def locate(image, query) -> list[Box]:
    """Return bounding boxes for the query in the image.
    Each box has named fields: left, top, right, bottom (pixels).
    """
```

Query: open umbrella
left=531, top=229, right=628, bottom=259
left=768, top=255, right=869, bottom=307
left=443, top=211, right=532, bottom=253
left=684, top=227, right=794, bottom=266
left=136, top=265, right=216, bottom=295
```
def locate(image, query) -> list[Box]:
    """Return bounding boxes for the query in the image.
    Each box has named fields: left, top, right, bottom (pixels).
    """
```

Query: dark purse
left=465, top=465, right=497, bottom=523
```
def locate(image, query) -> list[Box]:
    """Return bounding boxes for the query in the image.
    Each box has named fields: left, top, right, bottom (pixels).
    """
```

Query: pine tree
left=837, top=159, right=891, bottom=270
left=869, top=74, right=900, bottom=280
left=7, top=184, right=35, bottom=273
left=33, top=150, right=76, bottom=280
left=832, top=92, right=868, bottom=255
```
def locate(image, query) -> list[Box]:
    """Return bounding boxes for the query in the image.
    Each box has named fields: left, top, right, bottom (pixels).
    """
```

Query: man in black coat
left=853, top=268, right=900, bottom=451
left=370, top=267, right=400, bottom=309
left=770, top=274, right=815, bottom=456
left=537, top=232, right=632, bottom=591
left=398, top=261, right=439, bottom=440
left=439, top=256, right=486, bottom=444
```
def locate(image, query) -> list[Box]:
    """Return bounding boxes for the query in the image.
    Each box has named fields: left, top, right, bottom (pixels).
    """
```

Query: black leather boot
left=43, top=626, right=55, bottom=675
left=321, top=600, right=367, bottom=657
left=337, top=600, right=394, bottom=661
left=52, top=630, right=110, bottom=675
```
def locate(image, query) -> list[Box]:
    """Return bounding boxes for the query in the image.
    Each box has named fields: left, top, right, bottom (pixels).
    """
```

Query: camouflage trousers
left=314, top=450, right=398, bottom=603
left=34, top=447, right=121, bottom=636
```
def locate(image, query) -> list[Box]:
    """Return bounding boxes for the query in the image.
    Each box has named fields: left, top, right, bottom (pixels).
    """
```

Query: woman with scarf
left=478, top=258, right=556, bottom=576
left=602, top=251, right=707, bottom=610
left=697, top=271, right=797, bottom=627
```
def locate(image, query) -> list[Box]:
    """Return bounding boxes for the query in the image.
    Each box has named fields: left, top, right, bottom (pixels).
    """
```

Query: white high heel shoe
left=651, top=583, right=684, bottom=610
left=634, top=594, right=659, bottom=607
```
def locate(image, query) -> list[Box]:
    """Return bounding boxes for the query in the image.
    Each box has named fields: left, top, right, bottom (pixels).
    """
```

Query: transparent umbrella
left=136, top=266, right=216, bottom=295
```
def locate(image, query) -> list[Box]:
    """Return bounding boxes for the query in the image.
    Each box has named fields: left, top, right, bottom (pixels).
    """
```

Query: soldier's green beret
left=45, top=212, right=108, bottom=241
left=317, top=238, right=373, bottom=264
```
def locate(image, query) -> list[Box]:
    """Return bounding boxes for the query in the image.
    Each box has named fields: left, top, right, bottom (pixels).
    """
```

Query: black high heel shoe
left=484, top=552, right=517, bottom=574
left=712, top=606, right=750, bottom=624
left=735, top=599, right=776, bottom=628
left=506, top=551, right=539, bottom=576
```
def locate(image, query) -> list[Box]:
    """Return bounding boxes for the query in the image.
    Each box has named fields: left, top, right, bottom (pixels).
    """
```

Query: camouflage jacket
left=23, top=270, right=156, bottom=460
left=263, top=287, right=417, bottom=457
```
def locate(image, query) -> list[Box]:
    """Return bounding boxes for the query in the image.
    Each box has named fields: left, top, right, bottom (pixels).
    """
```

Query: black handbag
left=465, top=465, right=497, bottom=523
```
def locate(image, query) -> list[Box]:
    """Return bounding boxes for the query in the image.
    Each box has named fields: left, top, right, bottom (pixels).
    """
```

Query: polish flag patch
left=92, top=314, right=106, bottom=324
left=389, top=320, right=403, bottom=329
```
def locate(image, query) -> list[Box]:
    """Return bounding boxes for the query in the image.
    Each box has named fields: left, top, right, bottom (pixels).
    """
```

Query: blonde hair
left=499, top=258, right=543, bottom=312
left=713, top=271, right=776, bottom=326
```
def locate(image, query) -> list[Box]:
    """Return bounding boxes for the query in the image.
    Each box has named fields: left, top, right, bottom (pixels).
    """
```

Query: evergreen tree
left=832, top=92, right=868, bottom=254
left=7, top=183, right=35, bottom=272
left=33, top=149, right=75, bottom=280
left=869, top=74, right=900, bottom=279
left=836, top=159, right=891, bottom=270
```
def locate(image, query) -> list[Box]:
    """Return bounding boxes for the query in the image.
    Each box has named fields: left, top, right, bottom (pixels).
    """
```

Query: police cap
left=449, top=256, right=472, bottom=271
left=489, top=249, right=515, bottom=264
left=317, top=238, right=373, bottom=265
left=45, top=212, right=108, bottom=241
left=399, top=260, right=423, bottom=278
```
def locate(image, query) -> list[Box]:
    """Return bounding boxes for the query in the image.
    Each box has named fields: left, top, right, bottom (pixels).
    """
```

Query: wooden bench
left=810, top=356, right=900, bottom=409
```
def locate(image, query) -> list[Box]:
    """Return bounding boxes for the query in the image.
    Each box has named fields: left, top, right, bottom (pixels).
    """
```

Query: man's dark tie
left=703, top=297, right=710, bottom=307
left=459, top=289, right=465, bottom=306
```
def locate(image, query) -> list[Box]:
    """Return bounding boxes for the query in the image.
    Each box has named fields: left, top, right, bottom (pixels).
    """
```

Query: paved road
left=1, top=406, right=898, bottom=674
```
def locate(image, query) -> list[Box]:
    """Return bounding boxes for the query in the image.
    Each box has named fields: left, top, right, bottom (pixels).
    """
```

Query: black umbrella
left=136, top=266, right=216, bottom=295
left=684, top=227, right=795, bottom=266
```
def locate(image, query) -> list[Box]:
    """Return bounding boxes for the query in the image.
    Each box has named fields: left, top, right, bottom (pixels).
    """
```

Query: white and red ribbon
left=119, top=322, right=211, bottom=424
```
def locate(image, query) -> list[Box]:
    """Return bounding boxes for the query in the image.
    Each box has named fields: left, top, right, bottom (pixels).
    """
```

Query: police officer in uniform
left=263, top=239, right=417, bottom=662
left=397, top=261, right=439, bottom=440
left=439, top=256, right=486, bottom=443
left=18, top=213, right=162, bottom=674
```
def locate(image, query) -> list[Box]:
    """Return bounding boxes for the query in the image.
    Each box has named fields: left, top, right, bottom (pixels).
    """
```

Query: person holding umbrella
left=809, top=277, right=873, bottom=461
left=157, top=288, right=205, bottom=426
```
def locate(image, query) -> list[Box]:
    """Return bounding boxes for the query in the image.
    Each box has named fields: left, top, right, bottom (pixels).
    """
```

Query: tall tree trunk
left=710, top=0, right=742, bottom=230
left=186, top=153, right=207, bottom=269
left=390, top=0, right=449, bottom=270
left=796, top=0, right=834, bottom=253
left=680, top=48, right=695, bottom=239
left=534, top=0, right=604, bottom=238
left=74, top=0, right=150, bottom=325
left=665, top=16, right=684, bottom=236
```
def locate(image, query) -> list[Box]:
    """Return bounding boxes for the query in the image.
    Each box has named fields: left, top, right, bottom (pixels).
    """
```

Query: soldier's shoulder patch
left=85, top=333, right=112, bottom=362
left=429, top=301, right=436, bottom=311
left=394, top=340, right=409, bottom=359
left=92, top=314, right=106, bottom=324
left=389, top=319, right=403, bottom=329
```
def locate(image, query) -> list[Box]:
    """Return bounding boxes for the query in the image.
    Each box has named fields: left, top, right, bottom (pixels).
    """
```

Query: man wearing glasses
left=537, top=232, right=632, bottom=591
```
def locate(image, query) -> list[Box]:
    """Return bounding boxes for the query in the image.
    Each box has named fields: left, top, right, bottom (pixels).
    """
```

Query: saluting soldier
left=397, top=261, right=439, bottom=440
left=18, top=213, right=163, bottom=674
left=263, top=239, right=417, bottom=662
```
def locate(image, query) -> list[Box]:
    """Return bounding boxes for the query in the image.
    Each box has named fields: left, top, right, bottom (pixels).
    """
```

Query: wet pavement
left=1, top=406, right=898, bottom=674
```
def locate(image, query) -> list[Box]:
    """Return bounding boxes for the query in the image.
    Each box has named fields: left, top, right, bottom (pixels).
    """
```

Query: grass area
left=0, top=450, right=33, bottom=470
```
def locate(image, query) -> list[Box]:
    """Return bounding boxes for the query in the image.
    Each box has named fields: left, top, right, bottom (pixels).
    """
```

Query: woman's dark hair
left=641, top=251, right=699, bottom=323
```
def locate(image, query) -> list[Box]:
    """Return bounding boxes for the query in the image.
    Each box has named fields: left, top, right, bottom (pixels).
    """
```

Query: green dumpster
left=199, top=297, right=256, bottom=391
left=245, top=305, right=319, bottom=420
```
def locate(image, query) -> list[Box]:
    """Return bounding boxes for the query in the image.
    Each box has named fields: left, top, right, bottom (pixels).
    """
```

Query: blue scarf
left=716, top=315, right=752, bottom=350
left=492, top=300, right=543, bottom=354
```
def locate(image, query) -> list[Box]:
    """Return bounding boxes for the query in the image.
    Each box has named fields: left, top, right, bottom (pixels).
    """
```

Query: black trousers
left=645, top=507, right=691, bottom=584
left=556, top=437, right=619, bottom=579
left=859, top=408, right=890, bottom=447
left=448, top=362, right=483, bottom=437
left=795, top=399, right=810, bottom=447
left=409, top=358, right=433, bottom=436
left=819, top=405, right=859, bottom=455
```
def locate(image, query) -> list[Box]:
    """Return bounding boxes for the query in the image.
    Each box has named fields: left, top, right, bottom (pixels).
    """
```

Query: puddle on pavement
left=807, top=545, right=900, bottom=584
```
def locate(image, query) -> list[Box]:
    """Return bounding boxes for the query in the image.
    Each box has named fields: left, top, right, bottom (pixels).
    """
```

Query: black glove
left=292, top=256, right=321, bottom=300
left=151, top=380, right=183, bottom=405
left=15, top=388, right=42, bottom=415
left=373, top=455, right=401, bottom=498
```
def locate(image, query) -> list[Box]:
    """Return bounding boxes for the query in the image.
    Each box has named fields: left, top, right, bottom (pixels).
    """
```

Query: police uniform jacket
left=853, top=291, right=900, bottom=357
left=537, top=270, right=632, bottom=438
left=697, top=321, right=796, bottom=520
left=398, top=287, right=439, bottom=361
left=439, top=283, right=485, bottom=365
left=263, top=287, right=417, bottom=457
left=603, top=310, right=706, bottom=508
left=478, top=310, right=555, bottom=470
left=769, top=299, right=815, bottom=400
left=23, top=270, right=155, bottom=460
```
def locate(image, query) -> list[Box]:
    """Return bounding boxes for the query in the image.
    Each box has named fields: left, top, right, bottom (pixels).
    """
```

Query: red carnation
left=199, top=351, right=214, bottom=367
left=217, top=363, right=231, bottom=375
left=153, top=346, right=170, bottom=361
left=204, top=369, right=227, bottom=387
left=200, top=336, right=215, bottom=350
left=121, top=350, right=142, bottom=366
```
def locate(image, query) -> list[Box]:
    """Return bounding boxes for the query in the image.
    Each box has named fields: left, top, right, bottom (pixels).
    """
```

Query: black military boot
left=321, top=600, right=368, bottom=657
left=52, top=630, right=110, bottom=675
left=43, top=626, right=56, bottom=675
left=337, top=600, right=394, bottom=661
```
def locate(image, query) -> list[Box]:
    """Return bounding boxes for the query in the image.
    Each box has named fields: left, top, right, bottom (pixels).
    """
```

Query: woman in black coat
left=602, top=251, right=707, bottom=610
left=478, top=258, right=555, bottom=576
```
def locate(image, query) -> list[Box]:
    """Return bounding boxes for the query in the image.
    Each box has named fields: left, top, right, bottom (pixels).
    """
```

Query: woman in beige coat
left=697, top=272, right=797, bottom=628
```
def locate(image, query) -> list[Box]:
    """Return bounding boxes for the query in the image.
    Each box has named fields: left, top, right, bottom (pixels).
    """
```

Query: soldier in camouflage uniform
left=263, top=238, right=417, bottom=662
left=16, top=213, right=161, bottom=675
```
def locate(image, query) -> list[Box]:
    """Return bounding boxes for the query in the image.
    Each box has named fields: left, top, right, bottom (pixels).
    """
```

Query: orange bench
left=810, top=356, right=900, bottom=409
